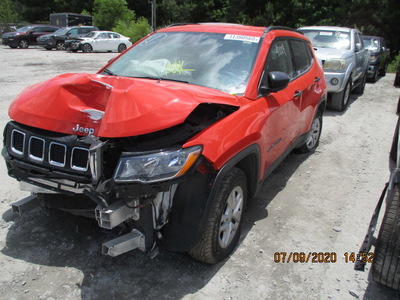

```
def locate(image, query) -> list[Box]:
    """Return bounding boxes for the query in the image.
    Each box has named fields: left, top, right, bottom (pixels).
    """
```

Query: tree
left=93, top=0, right=135, bottom=30
left=0, top=0, right=20, bottom=22
left=112, top=16, right=151, bottom=43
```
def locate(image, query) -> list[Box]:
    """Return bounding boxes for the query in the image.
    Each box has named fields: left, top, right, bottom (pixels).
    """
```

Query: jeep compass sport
left=3, top=23, right=327, bottom=264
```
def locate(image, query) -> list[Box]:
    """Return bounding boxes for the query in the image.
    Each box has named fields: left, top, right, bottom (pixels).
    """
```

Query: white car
left=65, top=31, right=132, bottom=53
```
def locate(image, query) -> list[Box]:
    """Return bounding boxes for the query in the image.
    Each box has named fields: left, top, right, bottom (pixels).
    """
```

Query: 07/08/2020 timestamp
left=273, top=252, right=374, bottom=263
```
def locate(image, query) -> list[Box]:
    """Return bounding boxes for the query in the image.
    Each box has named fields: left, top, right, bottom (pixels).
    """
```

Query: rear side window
left=289, top=39, right=312, bottom=77
left=78, top=28, right=92, bottom=34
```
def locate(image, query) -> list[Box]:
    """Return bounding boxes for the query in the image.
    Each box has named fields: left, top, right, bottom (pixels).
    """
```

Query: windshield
left=53, top=27, right=70, bottom=35
left=363, top=37, right=379, bottom=51
left=105, top=31, right=261, bottom=94
left=17, top=25, right=32, bottom=33
left=302, top=30, right=351, bottom=50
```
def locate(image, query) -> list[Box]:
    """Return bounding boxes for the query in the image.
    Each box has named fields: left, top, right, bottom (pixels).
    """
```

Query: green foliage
left=112, top=16, right=151, bottom=43
left=0, top=0, right=20, bottom=22
left=93, top=0, right=135, bottom=30
left=388, top=53, right=400, bottom=73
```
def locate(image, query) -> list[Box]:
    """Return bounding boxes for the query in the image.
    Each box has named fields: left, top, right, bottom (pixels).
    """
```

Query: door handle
left=294, top=90, right=302, bottom=98
left=314, top=77, right=321, bottom=82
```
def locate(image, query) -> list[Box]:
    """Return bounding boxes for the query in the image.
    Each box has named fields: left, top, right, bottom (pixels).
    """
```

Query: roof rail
left=264, top=26, right=298, bottom=33
left=166, top=23, right=197, bottom=28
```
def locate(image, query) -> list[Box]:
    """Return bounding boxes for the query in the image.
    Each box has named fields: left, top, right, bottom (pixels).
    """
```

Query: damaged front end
left=3, top=101, right=238, bottom=257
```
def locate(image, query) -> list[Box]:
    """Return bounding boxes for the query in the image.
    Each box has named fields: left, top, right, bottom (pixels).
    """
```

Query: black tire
left=45, top=46, right=52, bottom=50
left=353, top=73, right=367, bottom=94
left=56, top=41, right=65, bottom=51
left=296, top=113, right=322, bottom=153
left=18, top=39, right=29, bottom=49
left=380, top=63, right=388, bottom=77
left=82, top=43, right=92, bottom=53
left=189, top=167, right=247, bottom=264
left=118, top=43, right=127, bottom=53
left=9, top=45, right=17, bottom=49
left=372, top=183, right=400, bottom=290
left=331, top=79, right=351, bottom=112
left=369, top=69, right=378, bottom=83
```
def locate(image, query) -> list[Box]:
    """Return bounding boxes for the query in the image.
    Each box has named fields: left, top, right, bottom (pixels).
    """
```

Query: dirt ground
left=0, top=46, right=399, bottom=300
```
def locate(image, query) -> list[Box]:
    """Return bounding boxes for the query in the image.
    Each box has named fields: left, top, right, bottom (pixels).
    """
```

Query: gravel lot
left=0, top=46, right=399, bottom=300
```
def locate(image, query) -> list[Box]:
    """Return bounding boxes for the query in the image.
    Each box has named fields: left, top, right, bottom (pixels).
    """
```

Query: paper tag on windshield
left=224, top=34, right=260, bottom=43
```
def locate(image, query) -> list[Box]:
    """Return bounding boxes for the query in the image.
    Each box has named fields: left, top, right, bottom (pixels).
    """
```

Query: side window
left=289, top=39, right=312, bottom=77
left=98, top=33, right=108, bottom=39
left=265, top=39, right=294, bottom=78
left=69, top=28, right=79, bottom=35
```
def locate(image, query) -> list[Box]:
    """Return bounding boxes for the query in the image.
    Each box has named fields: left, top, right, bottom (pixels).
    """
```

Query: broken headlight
left=113, top=145, right=202, bottom=183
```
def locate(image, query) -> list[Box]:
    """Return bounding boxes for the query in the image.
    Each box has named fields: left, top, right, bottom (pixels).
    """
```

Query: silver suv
left=299, top=26, right=370, bottom=111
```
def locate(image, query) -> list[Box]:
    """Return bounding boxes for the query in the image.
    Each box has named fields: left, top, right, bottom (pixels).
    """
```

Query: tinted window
left=265, top=40, right=294, bottom=78
left=78, top=28, right=92, bottom=34
left=68, top=28, right=79, bottom=35
left=289, top=39, right=312, bottom=77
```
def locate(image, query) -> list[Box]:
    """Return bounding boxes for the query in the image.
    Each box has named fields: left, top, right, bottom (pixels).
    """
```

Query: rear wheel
left=18, top=39, right=29, bottom=49
left=296, top=113, right=322, bottom=153
left=118, top=43, right=127, bottom=53
left=82, top=43, right=93, bottom=53
left=372, top=183, right=400, bottom=290
left=189, top=167, right=247, bottom=264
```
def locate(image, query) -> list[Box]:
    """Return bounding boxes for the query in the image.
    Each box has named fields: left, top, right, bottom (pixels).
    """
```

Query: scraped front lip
left=9, top=73, right=240, bottom=138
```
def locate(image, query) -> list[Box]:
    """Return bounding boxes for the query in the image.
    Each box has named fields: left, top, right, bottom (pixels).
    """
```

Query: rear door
left=288, top=38, right=321, bottom=135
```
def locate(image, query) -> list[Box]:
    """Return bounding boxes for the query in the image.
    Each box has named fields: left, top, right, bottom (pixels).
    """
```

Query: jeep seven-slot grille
left=10, top=128, right=90, bottom=172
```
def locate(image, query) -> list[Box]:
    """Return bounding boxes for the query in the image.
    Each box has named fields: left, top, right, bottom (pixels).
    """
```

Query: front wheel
left=330, top=80, right=351, bottom=112
left=296, top=113, right=322, bottom=153
left=82, top=43, right=92, bottom=53
left=18, top=39, right=29, bottom=49
left=353, top=73, right=367, bottom=94
left=372, top=183, right=400, bottom=290
left=56, top=41, right=65, bottom=51
left=189, top=167, right=247, bottom=264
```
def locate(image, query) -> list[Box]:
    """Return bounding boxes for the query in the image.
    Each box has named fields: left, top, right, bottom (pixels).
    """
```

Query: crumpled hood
left=312, top=47, right=353, bottom=61
left=9, top=73, right=240, bottom=137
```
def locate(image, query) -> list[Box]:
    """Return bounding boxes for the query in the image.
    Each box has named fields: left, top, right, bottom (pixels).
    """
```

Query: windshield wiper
left=102, top=68, right=117, bottom=76
left=133, top=76, right=189, bottom=84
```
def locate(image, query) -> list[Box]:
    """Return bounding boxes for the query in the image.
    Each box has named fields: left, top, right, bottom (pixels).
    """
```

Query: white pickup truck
left=299, top=26, right=370, bottom=111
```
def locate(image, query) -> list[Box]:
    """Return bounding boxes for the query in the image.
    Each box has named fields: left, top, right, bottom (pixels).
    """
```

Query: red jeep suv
left=3, top=23, right=327, bottom=263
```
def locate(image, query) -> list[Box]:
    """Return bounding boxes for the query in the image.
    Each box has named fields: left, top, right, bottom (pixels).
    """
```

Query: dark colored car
left=363, top=35, right=390, bottom=83
left=2, top=24, right=59, bottom=49
left=37, top=26, right=98, bottom=50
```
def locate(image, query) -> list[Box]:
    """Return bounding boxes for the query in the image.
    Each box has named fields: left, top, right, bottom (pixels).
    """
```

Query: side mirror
left=355, top=43, right=362, bottom=52
left=259, top=71, right=290, bottom=95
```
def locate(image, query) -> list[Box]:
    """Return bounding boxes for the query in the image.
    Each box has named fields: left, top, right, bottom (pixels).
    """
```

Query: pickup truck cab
left=363, top=35, right=390, bottom=83
left=299, top=26, right=370, bottom=111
